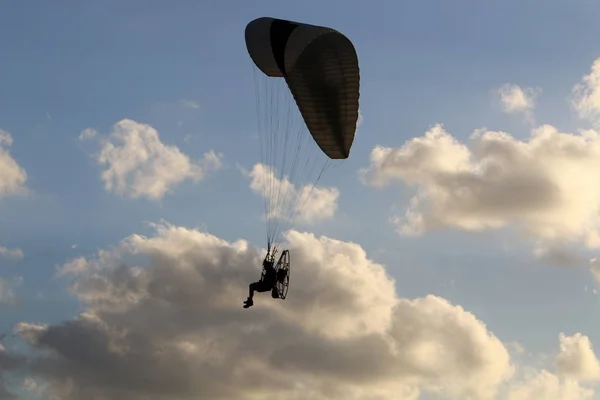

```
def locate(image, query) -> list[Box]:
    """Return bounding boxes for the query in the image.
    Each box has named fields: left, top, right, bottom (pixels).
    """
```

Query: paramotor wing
left=245, top=17, right=360, bottom=251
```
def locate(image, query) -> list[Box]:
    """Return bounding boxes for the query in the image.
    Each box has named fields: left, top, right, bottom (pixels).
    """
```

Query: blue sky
left=3, top=1, right=600, bottom=399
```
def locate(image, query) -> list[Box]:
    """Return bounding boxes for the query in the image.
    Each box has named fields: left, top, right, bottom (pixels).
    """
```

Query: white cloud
left=361, top=123, right=600, bottom=249
left=589, top=258, right=600, bottom=283
left=390, top=295, right=513, bottom=399
left=57, top=256, right=88, bottom=276
left=12, top=222, right=514, bottom=399
left=0, top=129, right=27, bottom=198
left=78, top=127, right=97, bottom=140
left=248, top=163, right=339, bottom=224
left=357, top=109, right=364, bottom=127
left=573, top=58, right=600, bottom=123
left=0, top=277, right=22, bottom=306
left=96, top=119, right=223, bottom=200
left=506, top=369, right=593, bottom=400
left=555, top=333, right=600, bottom=382
left=504, top=333, right=600, bottom=400
left=0, top=247, right=23, bottom=261
left=496, top=83, right=539, bottom=117
left=181, top=100, right=200, bottom=109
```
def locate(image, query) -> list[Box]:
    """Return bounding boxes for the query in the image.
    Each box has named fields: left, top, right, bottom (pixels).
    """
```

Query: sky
left=4, top=0, right=600, bottom=398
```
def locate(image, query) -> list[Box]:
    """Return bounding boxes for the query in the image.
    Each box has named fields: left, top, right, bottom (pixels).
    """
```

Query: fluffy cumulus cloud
left=1, top=222, right=518, bottom=399
left=0, top=129, right=27, bottom=198
left=573, top=58, right=600, bottom=123
left=555, top=333, right=600, bottom=382
left=496, top=84, right=539, bottom=122
left=499, top=333, right=600, bottom=400
left=361, top=123, right=600, bottom=249
left=248, top=163, right=339, bottom=224
left=506, top=369, right=594, bottom=400
left=95, top=119, right=223, bottom=200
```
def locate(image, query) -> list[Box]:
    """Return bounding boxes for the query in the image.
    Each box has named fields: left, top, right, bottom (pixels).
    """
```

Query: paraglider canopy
left=245, top=17, right=360, bottom=251
left=245, top=17, right=360, bottom=160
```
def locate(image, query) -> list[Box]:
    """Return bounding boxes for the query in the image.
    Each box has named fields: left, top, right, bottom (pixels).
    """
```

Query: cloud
left=555, top=333, right=600, bottom=382
left=0, top=129, right=27, bottom=198
left=506, top=341, right=526, bottom=355
left=589, top=258, right=600, bottom=283
left=503, top=333, right=600, bottom=399
left=78, top=128, right=97, bottom=140
left=573, top=58, right=600, bottom=123
left=57, top=256, right=88, bottom=276
left=95, top=119, right=223, bottom=200
left=181, top=100, right=200, bottom=109
left=506, top=369, right=594, bottom=400
left=21, top=377, right=45, bottom=398
left=0, top=277, right=22, bottom=306
left=0, top=131, right=11, bottom=147
left=357, top=109, right=364, bottom=127
left=361, top=123, right=600, bottom=249
left=248, top=163, right=339, bottom=224
left=0, top=247, right=23, bottom=261
left=533, top=243, right=584, bottom=267
left=496, top=84, right=539, bottom=117
left=12, top=222, right=514, bottom=399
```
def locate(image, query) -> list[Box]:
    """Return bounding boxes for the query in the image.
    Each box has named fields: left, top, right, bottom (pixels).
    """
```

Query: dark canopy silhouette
left=245, top=16, right=360, bottom=250
left=246, top=17, right=360, bottom=160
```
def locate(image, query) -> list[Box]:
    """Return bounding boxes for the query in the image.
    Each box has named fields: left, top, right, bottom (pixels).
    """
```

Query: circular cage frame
left=275, top=250, right=290, bottom=299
